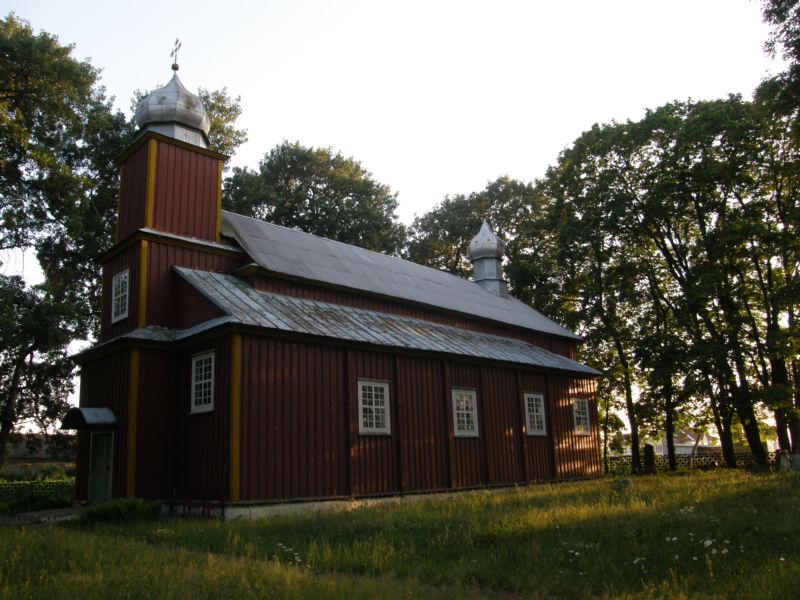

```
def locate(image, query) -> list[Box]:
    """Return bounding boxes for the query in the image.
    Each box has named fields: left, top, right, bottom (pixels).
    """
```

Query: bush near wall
left=0, top=480, right=75, bottom=513
left=606, top=451, right=777, bottom=474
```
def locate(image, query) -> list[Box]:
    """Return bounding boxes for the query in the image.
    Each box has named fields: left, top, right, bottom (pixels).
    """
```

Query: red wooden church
left=64, top=69, right=602, bottom=507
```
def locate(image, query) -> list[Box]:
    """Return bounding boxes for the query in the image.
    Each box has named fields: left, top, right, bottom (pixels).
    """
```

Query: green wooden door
left=89, top=431, right=113, bottom=503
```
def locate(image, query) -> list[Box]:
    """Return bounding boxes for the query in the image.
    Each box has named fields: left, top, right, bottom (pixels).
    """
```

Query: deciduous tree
left=223, top=141, right=406, bottom=255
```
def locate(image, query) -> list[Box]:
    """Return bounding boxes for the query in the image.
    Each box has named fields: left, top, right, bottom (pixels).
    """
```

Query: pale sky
left=4, top=0, right=784, bottom=226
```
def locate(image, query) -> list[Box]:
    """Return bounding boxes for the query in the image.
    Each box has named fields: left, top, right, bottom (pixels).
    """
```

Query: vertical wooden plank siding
left=349, top=349, right=397, bottom=495
left=116, top=143, right=149, bottom=241
left=215, top=160, right=223, bottom=241
left=174, top=275, right=225, bottom=329
left=396, top=356, right=448, bottom=492
left=125, top=349, right=139, bottom=496
left=144, top=138, right=157, bottom=228
left=135, top=349, right=178, bottom=499
left=447, top=362, right=484, bottom=488
left=480, top=366, right=522, bottom=485
left=179, top=338, right=231, bottom=499
left=145, top=242, right=240, bottom=328
left=153, top=140, right=220, bottom=241
left=549, top=375, right=602, bottom=480
left=519, top=371, right=554, bottom=480
left=137, top=240, right=148, bottom=328
left=229, top=334, right=242, bottom=501
left=75, top=351, right=130, bottom=500
left=239, top=338, right=348, bottom=500
left=101, top=244, right=141, bottom=342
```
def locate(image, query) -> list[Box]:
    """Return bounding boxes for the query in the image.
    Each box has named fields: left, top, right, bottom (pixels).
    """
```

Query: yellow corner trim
left=145, top=138, right=157, bottom=228
left=137, top=240, right=148, bottom=328
left=126, top=348, right=139, bottom=497
left=229, top=333, right=242, bottom=502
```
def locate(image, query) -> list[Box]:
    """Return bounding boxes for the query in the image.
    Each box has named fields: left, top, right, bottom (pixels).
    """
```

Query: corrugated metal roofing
left=176, top=267, right=600, bottom=377
left=220, top=211, right=581, bottom=340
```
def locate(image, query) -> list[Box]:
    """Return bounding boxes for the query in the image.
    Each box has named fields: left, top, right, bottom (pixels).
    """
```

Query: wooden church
left=64, top=68, right=602, bottom=507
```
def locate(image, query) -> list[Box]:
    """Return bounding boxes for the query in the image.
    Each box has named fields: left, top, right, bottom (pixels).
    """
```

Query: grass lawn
left=1, top=470, right=798, bottom=599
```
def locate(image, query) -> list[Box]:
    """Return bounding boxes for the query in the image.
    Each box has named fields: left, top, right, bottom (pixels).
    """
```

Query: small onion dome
left=134, top=72, right=210, bottom=142
left=469, top=220, right=506, bottom=261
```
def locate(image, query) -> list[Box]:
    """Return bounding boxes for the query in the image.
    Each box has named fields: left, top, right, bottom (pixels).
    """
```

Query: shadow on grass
left=76, top=472, right=800, bottom=599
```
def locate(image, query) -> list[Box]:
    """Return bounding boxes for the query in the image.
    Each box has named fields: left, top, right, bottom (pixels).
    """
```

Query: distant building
left=64, top=68, right=602, bottom=505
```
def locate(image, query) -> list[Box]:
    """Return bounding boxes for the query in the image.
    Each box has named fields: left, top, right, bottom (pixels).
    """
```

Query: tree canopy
left=223, top=141, right=407, bottom=255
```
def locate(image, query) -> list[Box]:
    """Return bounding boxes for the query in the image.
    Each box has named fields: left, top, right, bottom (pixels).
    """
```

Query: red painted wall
left=239, top=337, right=348, bottom=500
left=117, top=143, right=148, bottom=241
left=75, top=350, right=130, bottom=500
left=152, top=140, right=220, bottom=241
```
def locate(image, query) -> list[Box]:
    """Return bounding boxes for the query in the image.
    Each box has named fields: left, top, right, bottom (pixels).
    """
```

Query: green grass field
left=1, top=470, right=798, bottom=599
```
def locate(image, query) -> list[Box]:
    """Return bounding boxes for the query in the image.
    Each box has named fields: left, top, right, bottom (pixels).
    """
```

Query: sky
left=3, top=0, right=786, bottom=227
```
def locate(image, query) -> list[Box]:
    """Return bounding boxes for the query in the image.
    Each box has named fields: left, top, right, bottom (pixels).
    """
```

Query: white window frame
left=358, top=379, right=391, bottom=435
left=191, top=351, right=215, bottom=414
left=524, top=392, right=547, bottom=436
left=573, top=397, right=591, bottom=435
left=452, top=388, right=479, bottom=437
left=111, top=268, right=130, bottom=323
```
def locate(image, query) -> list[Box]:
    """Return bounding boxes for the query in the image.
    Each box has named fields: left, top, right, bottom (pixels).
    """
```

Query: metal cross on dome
left=171, top=38, right=182, bottom=71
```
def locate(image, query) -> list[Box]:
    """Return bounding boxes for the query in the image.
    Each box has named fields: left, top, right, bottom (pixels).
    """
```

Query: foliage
left=198, top=87, right=248, bottom=160
left=406, top=176, right=535, bottom=277
left=223, top=141, right=407, bottom=255
left=12, top=472, right=788, bottom=599
left=0, top=479, right=74, bottom=514
left=0, top=14, right=134, bottom=466
left=79, top=497, right=161, bottom=524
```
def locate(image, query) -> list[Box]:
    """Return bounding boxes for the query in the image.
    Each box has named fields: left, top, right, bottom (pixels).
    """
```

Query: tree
left=223, top=141, right=407, bottom=255
left=406, top=176, right=535, bottom=277
left=0, top=17, right=247, bottom=466
left=0, top=275, right=76, bottom=468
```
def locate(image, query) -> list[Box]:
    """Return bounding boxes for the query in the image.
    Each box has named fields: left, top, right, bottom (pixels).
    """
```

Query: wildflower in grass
left=703, top=539, right=714, bottom=548
left=632, top=557, right=645, bottom=564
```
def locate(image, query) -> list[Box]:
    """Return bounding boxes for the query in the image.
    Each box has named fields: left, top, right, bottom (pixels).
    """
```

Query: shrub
left=80, top=498, right=161, bottom=524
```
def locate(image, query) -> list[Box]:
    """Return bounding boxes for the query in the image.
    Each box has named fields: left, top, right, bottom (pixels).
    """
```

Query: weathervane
left=171, top=38, right=182, bottom=71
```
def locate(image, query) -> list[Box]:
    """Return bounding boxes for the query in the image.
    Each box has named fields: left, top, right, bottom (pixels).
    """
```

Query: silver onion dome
left=468, top=220, right=506, bottom=261
left=134, top=69, right=210, bottom=148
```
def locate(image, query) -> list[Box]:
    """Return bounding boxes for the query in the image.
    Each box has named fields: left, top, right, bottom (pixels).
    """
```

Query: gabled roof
left=176, top=267, right=600, bottom=377
left=220, top=211, right=581, bottom=341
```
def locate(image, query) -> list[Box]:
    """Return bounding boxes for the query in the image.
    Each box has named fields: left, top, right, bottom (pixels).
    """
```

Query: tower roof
left=468, top=220, right=506, bottom=261
left=134, top=70, right=210, bottom=147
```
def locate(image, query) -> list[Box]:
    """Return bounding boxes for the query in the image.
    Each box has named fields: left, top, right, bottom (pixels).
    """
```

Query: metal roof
left=176, top=267, right=600, bottom=377
left=220, top=211, right=581, bottom=340
left=61, top=407, right=117, bottom=430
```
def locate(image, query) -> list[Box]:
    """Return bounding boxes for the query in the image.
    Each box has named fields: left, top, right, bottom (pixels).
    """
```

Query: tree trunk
left=0, top=354, right=27, bottom=471
left=711, top=389, right=737, bottom=468
left=613, top=336, right=640, bottom=474
left=792, top=359, right=800, bottom=453
left=733, top=388, right=769, bottom=468
left=664, top=379, right=676, bottom=471
left=602, top=394, right=610, bottom=474
left=775, top=407, right=793, bottom=454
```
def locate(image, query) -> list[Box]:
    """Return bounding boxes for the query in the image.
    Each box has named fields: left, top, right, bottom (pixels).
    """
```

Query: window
left=358, top=380, right=391, bottom=435
left=573, top=398, right=590, bottom=434
left=524, top=393, right=547, bottom=436
left=191, top=352, right=215, bottom=414
left=452, top=388, right=479, bottom=437
left=111, top=268, right=129, bottom=323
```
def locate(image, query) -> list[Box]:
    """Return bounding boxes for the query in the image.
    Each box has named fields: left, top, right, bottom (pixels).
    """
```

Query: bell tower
left=100, top=66, right=233, bottom=342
